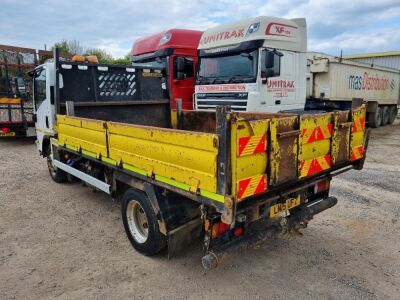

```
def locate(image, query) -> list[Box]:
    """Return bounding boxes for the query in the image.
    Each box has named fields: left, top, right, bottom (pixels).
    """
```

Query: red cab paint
left=132, top=29, right=203, bottom=109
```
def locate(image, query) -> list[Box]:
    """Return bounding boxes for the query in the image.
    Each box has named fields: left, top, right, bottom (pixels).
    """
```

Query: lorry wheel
left=382, top=106, right=390, bottom=126
left=121, top=188, right=166, bottom=255
left=388, top=106, right=398, bottom=124
left=368, top=107, right=382, bottom=128
left=47, top=152, right=67, bottom=183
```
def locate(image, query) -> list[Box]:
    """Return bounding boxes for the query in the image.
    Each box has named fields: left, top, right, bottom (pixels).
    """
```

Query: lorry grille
left=196, top=92, right=248, bottom=111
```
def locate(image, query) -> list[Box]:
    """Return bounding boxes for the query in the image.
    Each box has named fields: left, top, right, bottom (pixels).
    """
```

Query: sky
left=1, top=0, right=400, bottom=58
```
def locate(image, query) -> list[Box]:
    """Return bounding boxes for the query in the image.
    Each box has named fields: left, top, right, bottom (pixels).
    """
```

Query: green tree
left=113, top=53, right=131, bottom=65
left=51, top=39, right=83, bottom=55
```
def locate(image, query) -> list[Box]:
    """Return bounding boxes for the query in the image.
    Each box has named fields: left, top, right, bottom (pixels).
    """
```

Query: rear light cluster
left=314, top=179, right=330, bottom=194
left=205, top=219, right=244, bottom=239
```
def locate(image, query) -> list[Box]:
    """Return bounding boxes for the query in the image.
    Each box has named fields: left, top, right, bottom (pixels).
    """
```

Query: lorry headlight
left=246, top=22, right=260, bottom=36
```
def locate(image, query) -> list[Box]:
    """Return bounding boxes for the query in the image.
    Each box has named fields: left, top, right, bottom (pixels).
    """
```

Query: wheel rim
left=126, top=200, right=149, bottom=244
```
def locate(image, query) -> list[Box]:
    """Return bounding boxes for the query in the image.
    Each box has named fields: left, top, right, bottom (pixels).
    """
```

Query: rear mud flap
left=167, top=218, right=203, bottom=259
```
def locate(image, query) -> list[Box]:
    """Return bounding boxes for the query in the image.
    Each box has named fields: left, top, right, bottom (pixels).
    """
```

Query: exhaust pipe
left=202, top=197, right=338, bottom=270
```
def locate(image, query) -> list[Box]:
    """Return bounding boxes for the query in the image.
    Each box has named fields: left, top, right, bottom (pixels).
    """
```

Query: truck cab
left=31, top=52, right=169, bottom=156
left=132, top=29, right=202, bottom=109
left=195, top=16, right=307, bottom=112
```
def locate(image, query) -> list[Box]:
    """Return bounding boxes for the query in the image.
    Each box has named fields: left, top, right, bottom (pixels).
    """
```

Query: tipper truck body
left=32, top=42, right=369, bottom=268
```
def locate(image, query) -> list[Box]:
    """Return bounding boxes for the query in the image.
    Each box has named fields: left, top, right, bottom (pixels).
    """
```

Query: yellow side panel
left=107, top=122, right=218, bottom=193
left=56, top=115, right=107, bottom=158
left=231, top=118, right=269, bottom=199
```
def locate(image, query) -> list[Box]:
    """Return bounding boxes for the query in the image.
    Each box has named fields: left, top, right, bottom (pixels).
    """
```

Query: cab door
left=170, top=55, right=196, bottom=110
left=33, top=66, right=55, bottom=152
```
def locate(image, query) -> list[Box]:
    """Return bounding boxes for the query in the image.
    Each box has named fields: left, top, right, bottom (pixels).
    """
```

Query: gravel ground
left=0, top=122, right=399, bottom=300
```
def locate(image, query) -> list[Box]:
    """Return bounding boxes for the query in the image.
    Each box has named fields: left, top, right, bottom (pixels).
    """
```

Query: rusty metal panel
left=269, top=116, right=299, bottom=185
left=331, top=110, right=351, bottom=165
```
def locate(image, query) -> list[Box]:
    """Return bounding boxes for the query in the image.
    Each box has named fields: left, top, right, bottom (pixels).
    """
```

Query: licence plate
left=0, top=132, right=15, bottom=137
left=270, top=196, right=301, bottom=218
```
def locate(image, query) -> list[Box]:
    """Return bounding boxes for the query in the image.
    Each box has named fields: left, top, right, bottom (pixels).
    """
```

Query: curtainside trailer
left=32, top=49, right=370, bottom=269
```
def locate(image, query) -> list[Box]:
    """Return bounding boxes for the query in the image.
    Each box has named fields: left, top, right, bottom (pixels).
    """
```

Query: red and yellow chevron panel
left=301, top=123, right=333, bottom=144
left=351, top=145, right=363, bottom=161
left=350, top=107, right=366, bottom=161
left=237, top=174, right=267, bottom=200
left=300, top=154, right=332, bottom=178
left=0, top=98, right=21, bottom=105
left=352, top=116, right=365, bottom=133
left=237, top=134, right=266, bottom=157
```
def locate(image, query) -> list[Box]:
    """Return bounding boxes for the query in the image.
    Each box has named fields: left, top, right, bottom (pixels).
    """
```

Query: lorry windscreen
left=197, top=49, right=258, bottom=85
left=132, top=58, right=165, bottom=69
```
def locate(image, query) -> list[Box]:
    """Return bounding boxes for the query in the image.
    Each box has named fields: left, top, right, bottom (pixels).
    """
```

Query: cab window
left=173, top=57, right=194, bottom=79
left=34, top=68, right=46, bottom=109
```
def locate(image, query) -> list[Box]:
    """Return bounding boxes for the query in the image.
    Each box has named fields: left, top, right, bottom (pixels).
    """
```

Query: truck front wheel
left=121, top=188, right=166, bottom=255
left=47, top=151, right=67, bottom=183
left=368, top=107, right=382, bottom=128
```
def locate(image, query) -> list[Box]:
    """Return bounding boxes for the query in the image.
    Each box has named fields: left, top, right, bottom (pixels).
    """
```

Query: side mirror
left=176, top=57, right=185, bottom=72
left=176, top=72, right=185, bottom=80
left=265, top=51, right=275, bottom=69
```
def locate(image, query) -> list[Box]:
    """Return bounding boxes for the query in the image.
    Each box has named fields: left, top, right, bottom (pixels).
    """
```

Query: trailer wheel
left=368, top=107, right=382, bottom=128
left=47, top=151, right=67, bottom=183
left=382, top=106, right=390, bottom=126
left=121, top=188, right=166, bottom=255
left=388, top=106, right=398, bottom=124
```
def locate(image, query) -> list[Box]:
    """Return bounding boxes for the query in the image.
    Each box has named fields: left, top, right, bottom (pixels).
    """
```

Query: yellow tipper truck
left=32, top=49, right=369, bottom=269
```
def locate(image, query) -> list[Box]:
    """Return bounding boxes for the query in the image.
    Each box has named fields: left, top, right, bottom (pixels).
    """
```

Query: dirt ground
left=0, top=122, right=399, bottom=300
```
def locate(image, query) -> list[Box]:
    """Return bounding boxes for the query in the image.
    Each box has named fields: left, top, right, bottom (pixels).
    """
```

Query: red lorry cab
left=132, top=29, right=202, bottom=109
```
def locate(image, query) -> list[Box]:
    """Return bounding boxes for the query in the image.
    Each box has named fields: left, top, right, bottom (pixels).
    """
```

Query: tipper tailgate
left=231, top=105, right=367, bottom=201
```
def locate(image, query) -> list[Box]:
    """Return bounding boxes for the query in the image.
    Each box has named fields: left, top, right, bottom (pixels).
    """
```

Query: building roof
left=343, top=51, right=400, bottom=59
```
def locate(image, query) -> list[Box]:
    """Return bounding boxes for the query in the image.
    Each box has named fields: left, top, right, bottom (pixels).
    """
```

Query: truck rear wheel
left=121, top=188, right=166, bottom=255
left=47, top=152, right=67, bottom=183
left=368, top=107, right=382, bottom=128
left=388, top=106, right=398, bottom=124
left=382, top=106, right=390, bottom=126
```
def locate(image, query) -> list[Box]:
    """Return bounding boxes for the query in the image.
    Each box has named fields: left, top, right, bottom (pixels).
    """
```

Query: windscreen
left=197, top=49, right=258, bottom=84
left=132, top=58, right=165, bottom=69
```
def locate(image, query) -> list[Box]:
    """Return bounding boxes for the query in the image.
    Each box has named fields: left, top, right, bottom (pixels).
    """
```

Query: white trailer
left=306, top=52, right=399, bottom=127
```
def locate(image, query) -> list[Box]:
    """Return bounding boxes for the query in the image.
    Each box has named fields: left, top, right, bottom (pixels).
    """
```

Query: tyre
left=382, top=106, right=390, bottom=126
left=121, top=188, right=166, bottom=255
left=368, top=107, right=382, bottom=128
left=47, top=151, right=67, bottom=183
left=388, top=106, right=398, bottom=124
